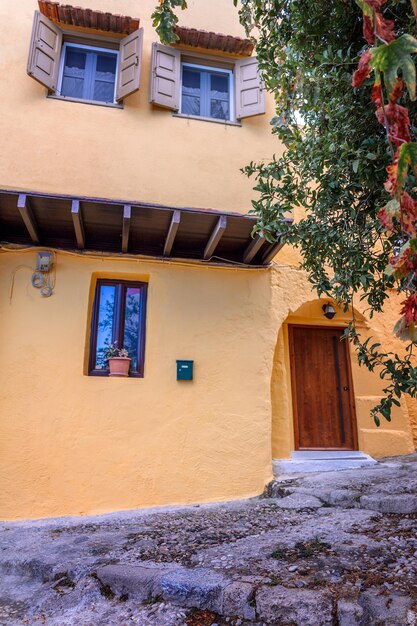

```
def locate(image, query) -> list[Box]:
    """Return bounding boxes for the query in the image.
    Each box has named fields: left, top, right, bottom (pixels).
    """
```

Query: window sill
left=172, top=113, right=241, bottom=127
left=89, top=370, right=144, bottom=378
left=47, top=94, right=123, bottom=109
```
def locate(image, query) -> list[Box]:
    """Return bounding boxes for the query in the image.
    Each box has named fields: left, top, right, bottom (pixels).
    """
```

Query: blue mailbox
left=176, top=360, right=194, bottom=381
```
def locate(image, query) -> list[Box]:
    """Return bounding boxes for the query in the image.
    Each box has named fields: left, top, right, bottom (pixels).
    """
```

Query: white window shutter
left=235, top=57, right=265, bottom=120
left=116, top=28, right=144, bottom=102
left=150, top=43, right=181, bottom=110
left=27, top=11, right=62, bottom=92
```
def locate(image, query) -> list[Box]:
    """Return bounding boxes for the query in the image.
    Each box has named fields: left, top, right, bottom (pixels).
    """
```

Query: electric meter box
left=36, top=251, right=53, bottom=272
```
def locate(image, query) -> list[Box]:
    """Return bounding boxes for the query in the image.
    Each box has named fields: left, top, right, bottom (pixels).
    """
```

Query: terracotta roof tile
left=38, top=1, right=140, bottom=35
left=174, top=26, right=253, bottom=56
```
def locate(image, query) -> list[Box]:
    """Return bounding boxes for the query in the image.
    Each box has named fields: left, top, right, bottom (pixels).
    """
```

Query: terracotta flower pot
left=108, top=357, right=131, bottom=377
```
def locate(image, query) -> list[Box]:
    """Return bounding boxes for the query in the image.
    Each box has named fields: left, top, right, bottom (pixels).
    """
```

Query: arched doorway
left=271, top=298, right=415, bottom=461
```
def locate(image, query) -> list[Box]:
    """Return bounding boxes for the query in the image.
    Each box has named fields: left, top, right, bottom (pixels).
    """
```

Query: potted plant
left=104, top=342, right=131, bottom=377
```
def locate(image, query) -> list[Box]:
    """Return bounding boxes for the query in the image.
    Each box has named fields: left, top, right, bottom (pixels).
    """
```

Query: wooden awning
left=0, top=190, right=285, bottom=267
left=38, top=1, right=140, bottom=35
left=174, top=26, right=254, bottom=57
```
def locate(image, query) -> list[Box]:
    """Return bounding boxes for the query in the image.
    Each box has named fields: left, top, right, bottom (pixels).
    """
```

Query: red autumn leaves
left=353, top=0, right=417, bottom=332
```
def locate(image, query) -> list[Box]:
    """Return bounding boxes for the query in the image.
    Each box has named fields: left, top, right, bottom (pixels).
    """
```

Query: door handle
left=343, top=386, right=349, bottom=391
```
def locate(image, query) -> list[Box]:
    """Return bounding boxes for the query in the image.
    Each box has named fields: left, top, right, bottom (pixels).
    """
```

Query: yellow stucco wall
left=0, top=0, right=415, bottom=521
left=1, top=251, right=414, bottom=521
left=0, top=0, right=280, bottom=213
left=0, top=249, right=276, bottom=520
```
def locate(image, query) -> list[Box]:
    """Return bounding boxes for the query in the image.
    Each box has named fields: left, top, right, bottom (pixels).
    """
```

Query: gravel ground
left=1, top=454, right=417, bottom=625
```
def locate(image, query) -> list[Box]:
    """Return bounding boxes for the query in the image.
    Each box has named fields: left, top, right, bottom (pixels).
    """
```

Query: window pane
left=96, top=54, right=117, bottom=79
left=123, top=288, right=141, bottom=371
left=181, top=68, right=201, bottom=116
left=93, top=80, right=116, bottom=103
left=93, top=54, right=116, bottom=102
left=95, top=285, right=116, bottom=369
left=61, top=76, right=84, bottom=98
left=64, top=49, right=87, bottom=74
left=210, top=73, right=230, bottom=120
left=61, top=49, right=86, bottom=98
left=210, top=99, right=229, bottom=120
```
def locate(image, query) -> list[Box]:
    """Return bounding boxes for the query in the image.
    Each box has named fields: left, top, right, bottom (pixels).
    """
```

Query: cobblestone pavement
left=1, top=454, right=417, bottom=625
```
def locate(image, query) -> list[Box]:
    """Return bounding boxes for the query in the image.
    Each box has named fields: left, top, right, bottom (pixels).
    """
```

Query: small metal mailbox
left=176, top=360, right=193, bottom=381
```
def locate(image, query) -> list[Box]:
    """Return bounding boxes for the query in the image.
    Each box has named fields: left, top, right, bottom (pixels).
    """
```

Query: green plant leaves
left=370, top=35, right=417, bottom=100
left=396, top=141, right=417, bottom=190
left=151, top=0, right=188, bottom=45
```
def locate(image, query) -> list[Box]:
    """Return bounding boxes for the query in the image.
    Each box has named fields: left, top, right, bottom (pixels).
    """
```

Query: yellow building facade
left=0, top=0, right=415, bottom=521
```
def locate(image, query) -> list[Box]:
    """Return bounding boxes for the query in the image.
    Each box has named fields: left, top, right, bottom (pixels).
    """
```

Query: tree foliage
left=152, top=0, right=417, bottom=423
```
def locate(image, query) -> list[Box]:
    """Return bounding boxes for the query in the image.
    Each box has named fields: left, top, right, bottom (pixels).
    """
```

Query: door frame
left=288, top=324, right=359, bottom=451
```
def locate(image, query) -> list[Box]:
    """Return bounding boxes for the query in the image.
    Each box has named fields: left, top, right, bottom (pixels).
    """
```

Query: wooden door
left=289, top=325, right=357, bottom=450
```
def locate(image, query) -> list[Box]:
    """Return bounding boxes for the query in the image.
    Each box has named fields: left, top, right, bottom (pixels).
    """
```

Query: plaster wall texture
left=0, top=0, right=280, bottom=213
left=0, top=0, right=415, bottom=521
left=1, top=251, right=415, bottom=521
left=0, top=250, right=275, bottom=520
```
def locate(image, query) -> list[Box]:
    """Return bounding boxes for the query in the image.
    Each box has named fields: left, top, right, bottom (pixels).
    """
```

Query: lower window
left=89, top=279, right=148, bottom=377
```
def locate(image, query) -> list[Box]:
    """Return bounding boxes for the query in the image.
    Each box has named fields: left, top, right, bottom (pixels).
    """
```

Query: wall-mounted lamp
left=322, top=302, right=336, bottom=320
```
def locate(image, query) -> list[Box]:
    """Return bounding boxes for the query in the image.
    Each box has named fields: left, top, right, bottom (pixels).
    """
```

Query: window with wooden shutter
left=27, top=12, right=143, bottom=105
left=58, top=44, right=118, bottom=103
left=234, top=57, right=265, bottom=120
left=116, top=28, right=144, bottom=102
left=27, top=11, right=62, bottom=92
left=150, top=43, right=181, bottom=110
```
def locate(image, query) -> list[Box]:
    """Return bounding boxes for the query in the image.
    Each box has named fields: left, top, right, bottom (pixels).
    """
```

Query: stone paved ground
left=1, top=454, right=417, bottom=625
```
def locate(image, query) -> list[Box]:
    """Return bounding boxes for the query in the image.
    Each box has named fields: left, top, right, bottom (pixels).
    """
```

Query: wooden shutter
left=27, top=11, right=62, bottom=92
left=235, top=57, right=265, bottom=120
left=116, top=28, right=144, bottom=102
left=150, top=43, right=181, bottom=110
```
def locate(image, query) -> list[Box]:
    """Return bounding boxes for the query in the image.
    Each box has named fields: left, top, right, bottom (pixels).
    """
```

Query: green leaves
left=394, top=316, right=417, bottom=341
left=370, top=34, right=417, bottom=100
left=151, top=0, right=187, bottom=45
left=396, top=141, right=417, bottom=191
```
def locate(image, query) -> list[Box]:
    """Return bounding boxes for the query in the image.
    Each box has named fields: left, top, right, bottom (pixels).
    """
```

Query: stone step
left=273, top=451, right=377, bottom=474
left=291, top=450, right=372, bottom=460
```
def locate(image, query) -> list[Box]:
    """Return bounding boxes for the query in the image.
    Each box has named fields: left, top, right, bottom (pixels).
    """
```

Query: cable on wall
left=8, top=250, right=56, bottom=304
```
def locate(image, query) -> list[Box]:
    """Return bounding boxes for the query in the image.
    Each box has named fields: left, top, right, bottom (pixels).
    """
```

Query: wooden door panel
left=289, top=326, right=357, bottom=450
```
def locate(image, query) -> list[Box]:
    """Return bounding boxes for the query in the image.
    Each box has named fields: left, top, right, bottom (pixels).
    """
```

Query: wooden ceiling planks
left=0, top=189, right=282, bottom=266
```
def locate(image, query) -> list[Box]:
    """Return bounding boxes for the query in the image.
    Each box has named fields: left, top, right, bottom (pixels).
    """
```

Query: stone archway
left=270, top=298, right=415, bottom=460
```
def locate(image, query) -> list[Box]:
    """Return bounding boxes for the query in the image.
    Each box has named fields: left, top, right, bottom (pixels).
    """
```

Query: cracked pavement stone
left=1, top=453, right=417, bottom=625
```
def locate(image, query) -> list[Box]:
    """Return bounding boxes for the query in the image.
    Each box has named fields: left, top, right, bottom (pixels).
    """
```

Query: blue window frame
left=180, top=63, right=233, bottom=122
left=58, top=43, right=118, bottom=104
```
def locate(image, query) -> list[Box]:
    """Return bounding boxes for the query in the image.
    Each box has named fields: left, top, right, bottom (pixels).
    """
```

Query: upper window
left=89, top=279, right=148, bottom=377
left=59, top=44, right=118, bottom=104
left=150, top=43, right=265, bottom=122
left=181, top=63, right=233, bottom=122
left=27, top=11, right=143, bottom=105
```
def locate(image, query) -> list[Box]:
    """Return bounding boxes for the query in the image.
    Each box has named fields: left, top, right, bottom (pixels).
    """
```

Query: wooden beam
left=71, top=200, right=85, bottom=249
left=122, top=204, right=131, bottom=253
left=243, top=234, right=265, bottom=264
left=17, top=194, right=40, bottom=244
left=262, top=241, right=284, bottom=264
left=203, top=216, right=227, bottom=260
left=163, top=210, right=181, bottom=257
